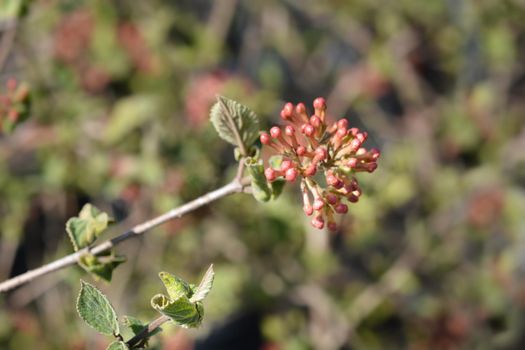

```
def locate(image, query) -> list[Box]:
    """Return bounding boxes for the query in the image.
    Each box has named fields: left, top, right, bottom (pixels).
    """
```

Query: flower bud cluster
left=0, top=79, right=30, bottom=133
left=260, top=97, right=379, bottom=231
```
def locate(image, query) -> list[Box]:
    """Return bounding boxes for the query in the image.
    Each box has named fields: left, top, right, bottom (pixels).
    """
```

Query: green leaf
left=0, top=0, right=27, bottom=19
left=77, top=281, right=119, bottom=336
left=210, top=96, right=260, bottom=151
left=158, top=271, right=193, bottom=300
left=122, top=316, right=161, bottom=338
left=120, top=316, right=160, bottom=348
left=106, top=341, right=128, bottom=350
left=66, top=204, right=112, bottom=251
left=151, top=294, right=203, bottom=328
left=270, top=179, right=286, bottom=200
left=245, top=157, right=272, bottom=202
left=190, top=264, right=214, bottom=302
left=104, top=95, right=162, bottom=144
left=79, top=252, right=126, bottom=282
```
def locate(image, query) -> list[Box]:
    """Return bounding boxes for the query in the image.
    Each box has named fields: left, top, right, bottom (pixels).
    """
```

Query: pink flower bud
left=304, top=164, right=317, bottom=176
left=315, top=147, right=327, bottom=160
left=270, top=126, right=281, bottom=138
left=265, top=168, right=277, bottom=181
left=280, top=103, right=294, bottom=120
left=260, top=132, right=271, bottom=145
left=313, top=97, right=326, bottom=110
left=285, top=167, right=298, bottom=182
left=284, top=102, right=294, bottom=114
left=310, top=115, right=321, bottom=128
left=285, top=125, right=295, bottom=136
left=349, top=127, right=359, bottom=136
left=303, top=204, right=314, bottom=216
left=335, top=203, right=348, bottom=214
left=327, top=221, right=337, bottom=231
left=347, top=194, right=359, bottom=203
left=370, top=148, right=380, bottom=160
left=281, top=160, right=293, bottom=171
left=366, top=162, right=378, bottom=173
left=356, top=147, right=367, bottom=156
left=313, top=198, right=324, bottom=210
left=356, top=132, right=368, bottom=143
left=325, top=192, right=338, bottom=205
left=337, top=119, right=348, bottom=129
left=326, top=174, right=339, bottom=186
left=336, top=127, right=347, bottom=138
left=295, top=103, right=306, bottom=114
left=311, top=215, right=325, bottom=229
left=303, top=124, right=315, bottom=136
left=347, top=158, right=358, bottom=168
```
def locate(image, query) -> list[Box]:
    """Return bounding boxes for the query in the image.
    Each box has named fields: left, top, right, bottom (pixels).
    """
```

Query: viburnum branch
left=126, top=315, right=170, bottom=348
left=0, top=164, right=248, bottom=293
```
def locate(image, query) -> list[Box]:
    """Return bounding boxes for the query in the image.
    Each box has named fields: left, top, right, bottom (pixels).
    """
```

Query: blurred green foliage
left=1, top=0, right=525, bottom=349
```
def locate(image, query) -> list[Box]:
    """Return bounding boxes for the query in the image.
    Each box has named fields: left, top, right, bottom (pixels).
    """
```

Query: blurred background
left=1, top=0, right=525, bottom=349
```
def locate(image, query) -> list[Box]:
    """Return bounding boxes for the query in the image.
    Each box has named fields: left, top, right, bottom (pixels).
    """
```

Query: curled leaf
left=66, top=204, right=112, bottom=251
left=150, top=294, right=203, bottom=328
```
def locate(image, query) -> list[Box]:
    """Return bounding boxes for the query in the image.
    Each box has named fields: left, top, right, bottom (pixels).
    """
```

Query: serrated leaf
left=77, top=281, right=119, bottom=336
left=79, top=252, right=126, bottom=282
left=106, top=341, right=128, bottom=350
left=151, top=294, right=203, bottom=328
left=66, top=204, right=111, bottom=251
left=245, top=157, right=272, bottom=202
left=210, top=96, right=259, bottom=151
left=190, top=264, right=214, bottom=303
left=158, top=271, right=193, bottom=300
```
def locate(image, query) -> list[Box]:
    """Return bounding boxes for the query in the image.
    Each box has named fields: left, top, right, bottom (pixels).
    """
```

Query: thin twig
left=0, top=175, right=247, bottom=293
left=126, top=315, right=170, bottom=348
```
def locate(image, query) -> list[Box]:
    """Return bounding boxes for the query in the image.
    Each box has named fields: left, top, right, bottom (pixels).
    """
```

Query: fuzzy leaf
left=77, top=281, right=119, bottom=336
left=106, top=341, right=128, bottom=350
left=158, top=271, right=193, bottom=300
left=151, top=294, right=203, bottom=328
left=210, top=96, right=259, bottom=150
left=190, top=264, right=214, bottom=303
left=66, top=204, right=112, bottom=251
left=79, top=253, right=126, bottom=282
left=245, top=157, right=272, bottom=202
